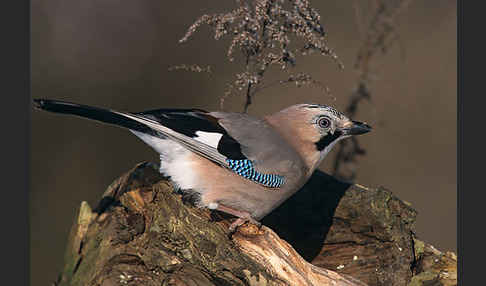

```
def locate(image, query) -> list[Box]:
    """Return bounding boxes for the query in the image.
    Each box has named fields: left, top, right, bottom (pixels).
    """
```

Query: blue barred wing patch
left=226, top=159, right=285, bottom=188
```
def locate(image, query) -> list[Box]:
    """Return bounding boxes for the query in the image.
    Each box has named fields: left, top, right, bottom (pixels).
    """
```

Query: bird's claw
left=228, top=217, right=261, bottom=234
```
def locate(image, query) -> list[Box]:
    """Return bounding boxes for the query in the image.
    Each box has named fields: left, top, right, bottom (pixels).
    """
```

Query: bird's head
left=265, top=103, right=372, bottom=172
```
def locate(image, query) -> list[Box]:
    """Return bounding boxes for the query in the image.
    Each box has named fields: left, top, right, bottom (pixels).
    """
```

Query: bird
left=33, top=99, right=371, bottom=231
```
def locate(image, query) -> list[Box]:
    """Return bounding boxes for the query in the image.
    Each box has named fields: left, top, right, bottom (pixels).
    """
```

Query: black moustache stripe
left=315, top=130, right=342, bottom=151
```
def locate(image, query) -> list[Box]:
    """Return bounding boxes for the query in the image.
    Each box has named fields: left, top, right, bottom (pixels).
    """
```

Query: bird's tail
left=33, top=99, right=228, bottom=165
left=33, top=99, right=158, bottom=136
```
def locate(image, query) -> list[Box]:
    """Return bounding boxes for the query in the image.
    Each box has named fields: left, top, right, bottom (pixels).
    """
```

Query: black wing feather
left=137, top=109, right=247, bottom=160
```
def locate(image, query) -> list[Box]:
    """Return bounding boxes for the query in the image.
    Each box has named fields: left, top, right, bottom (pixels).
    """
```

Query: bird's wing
left=136, top=109, right=293, bottom=188
left=209, top=112, right=304, bottom=175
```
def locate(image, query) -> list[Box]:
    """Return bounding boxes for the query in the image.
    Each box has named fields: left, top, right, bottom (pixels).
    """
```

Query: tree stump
left=54, top=162, right=456, bottom=286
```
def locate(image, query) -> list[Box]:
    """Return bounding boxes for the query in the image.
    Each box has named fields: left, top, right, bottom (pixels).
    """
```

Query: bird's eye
left=318, top=117, right=331, bottom=129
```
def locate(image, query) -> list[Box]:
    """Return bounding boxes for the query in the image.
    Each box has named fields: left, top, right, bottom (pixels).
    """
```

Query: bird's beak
left=341, top=120, right=372, bottom=136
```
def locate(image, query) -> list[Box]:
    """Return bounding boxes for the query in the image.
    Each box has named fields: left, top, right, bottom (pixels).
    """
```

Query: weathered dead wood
left=408, top=239, right=457, bottom=286
left=54, top=162, right=456, bottom=286
left=262, top=171, right=417, bottom=285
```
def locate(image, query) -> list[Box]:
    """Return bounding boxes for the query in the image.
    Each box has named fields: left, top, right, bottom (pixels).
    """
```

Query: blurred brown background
left=31, top=1, right=456, bottom=285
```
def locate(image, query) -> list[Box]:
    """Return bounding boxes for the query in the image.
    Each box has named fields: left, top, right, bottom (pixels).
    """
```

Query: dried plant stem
left=244, top=81, right=253, bottom=113
left=332, top=0, right=412, bottom=181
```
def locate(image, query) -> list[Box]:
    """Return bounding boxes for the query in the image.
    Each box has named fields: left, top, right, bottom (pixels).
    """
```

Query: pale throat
left=318, top=139, right=339, bottom=164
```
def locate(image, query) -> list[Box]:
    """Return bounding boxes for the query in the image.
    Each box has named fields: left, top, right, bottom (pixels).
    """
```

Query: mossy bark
left=55, top=162, right=456, bottom=286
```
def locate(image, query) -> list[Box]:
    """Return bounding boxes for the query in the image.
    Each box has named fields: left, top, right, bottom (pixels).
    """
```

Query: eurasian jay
left=33, top=99, right=371, bottom=231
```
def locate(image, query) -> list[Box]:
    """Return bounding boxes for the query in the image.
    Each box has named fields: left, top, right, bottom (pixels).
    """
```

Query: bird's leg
left=215, top=204, right=261, bottom=231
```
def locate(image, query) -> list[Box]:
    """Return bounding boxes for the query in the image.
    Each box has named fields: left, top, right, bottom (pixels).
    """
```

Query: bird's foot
left=214, top=203, right=261, bottom=233
left=228, top=216, right=261, bottom=232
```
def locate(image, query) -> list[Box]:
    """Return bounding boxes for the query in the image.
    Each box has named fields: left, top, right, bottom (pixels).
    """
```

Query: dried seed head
left=176, top=0, right=343, bottom=111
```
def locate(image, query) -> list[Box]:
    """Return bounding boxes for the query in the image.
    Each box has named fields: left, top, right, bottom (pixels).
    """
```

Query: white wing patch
left=194, top=131, right=223, bottom=148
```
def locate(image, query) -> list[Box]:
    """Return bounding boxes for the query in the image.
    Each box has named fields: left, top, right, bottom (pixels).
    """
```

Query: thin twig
left=244, top=81, right=253, bottom=113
